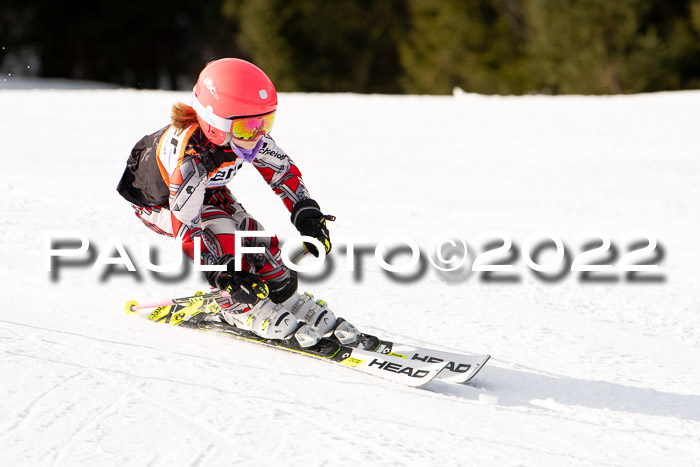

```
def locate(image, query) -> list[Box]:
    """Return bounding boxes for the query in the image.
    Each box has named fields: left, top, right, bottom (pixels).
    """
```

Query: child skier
left=117, top=58, right=357, bottom=348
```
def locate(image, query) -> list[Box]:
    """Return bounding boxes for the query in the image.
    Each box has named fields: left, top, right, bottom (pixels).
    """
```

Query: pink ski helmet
left=192, top=58, right=278, bottom=146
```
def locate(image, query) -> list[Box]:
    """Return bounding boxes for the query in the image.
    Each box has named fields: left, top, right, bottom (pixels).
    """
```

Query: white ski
left=375, top=342, right=490, bottom=384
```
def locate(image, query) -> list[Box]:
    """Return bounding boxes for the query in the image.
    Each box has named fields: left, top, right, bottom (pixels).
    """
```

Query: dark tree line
left=2, top=0, right=699, bottom=94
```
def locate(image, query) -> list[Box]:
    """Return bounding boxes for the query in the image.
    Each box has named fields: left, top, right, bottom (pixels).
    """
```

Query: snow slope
left=1, top=83, right=700, bottom=466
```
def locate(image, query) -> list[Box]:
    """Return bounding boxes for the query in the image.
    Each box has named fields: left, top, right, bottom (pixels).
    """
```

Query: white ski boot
left=219, top=298, right=322, bottom=348
left=282, top=293, right=359, bottom=345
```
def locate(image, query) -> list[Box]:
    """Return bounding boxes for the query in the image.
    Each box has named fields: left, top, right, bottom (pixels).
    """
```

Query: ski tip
left=462, top=355, right=491, bottom=383
left=124, top=300, right=139, bottom=316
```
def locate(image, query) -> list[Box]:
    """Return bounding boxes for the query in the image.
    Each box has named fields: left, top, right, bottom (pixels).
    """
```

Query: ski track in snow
left=2, top=85, right=700, bottom=466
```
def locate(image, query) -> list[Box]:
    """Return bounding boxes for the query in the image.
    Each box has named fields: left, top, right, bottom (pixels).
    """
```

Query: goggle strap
left=191, top=93, right=233, bottom=133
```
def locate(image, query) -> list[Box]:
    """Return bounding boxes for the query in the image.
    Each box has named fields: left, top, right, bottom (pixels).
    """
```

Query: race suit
left=117, top=124, right=310, bottom=304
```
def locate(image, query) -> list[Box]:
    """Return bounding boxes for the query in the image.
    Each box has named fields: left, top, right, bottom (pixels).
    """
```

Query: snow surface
left=1, top=82, right=700, bottom=466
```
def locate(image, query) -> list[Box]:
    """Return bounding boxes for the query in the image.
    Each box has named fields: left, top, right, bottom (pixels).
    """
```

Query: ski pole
left=291, top=248, right=310, bottom=263
left=124, top=290, right=230, bottom=316
left=124, top=249, right=312, bottom=315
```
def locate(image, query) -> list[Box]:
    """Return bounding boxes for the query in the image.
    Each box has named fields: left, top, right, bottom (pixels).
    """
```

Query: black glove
left=205, top=254, right=269, bottom=304
left=291, top=199, right=335, bottom=257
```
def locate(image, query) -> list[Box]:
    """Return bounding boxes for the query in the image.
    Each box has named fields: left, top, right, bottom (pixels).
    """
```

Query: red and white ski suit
left=117, top=124, right=310, bottom=300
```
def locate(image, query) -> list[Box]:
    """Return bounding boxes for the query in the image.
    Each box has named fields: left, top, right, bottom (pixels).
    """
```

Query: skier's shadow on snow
left=428, top=366, right=700, bottom=422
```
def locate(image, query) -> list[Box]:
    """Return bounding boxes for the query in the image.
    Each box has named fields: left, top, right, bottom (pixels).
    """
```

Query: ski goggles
left=229, top=112, right=276, bottom=141
left=192, top=94, right=276, bottom=140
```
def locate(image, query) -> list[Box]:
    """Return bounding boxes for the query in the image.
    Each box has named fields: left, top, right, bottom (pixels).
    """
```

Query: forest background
left=2, top=0, right=700, bottom=95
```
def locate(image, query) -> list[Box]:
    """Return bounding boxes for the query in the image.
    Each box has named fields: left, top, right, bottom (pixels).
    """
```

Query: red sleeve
left=252, top=137, right=311, bottom=212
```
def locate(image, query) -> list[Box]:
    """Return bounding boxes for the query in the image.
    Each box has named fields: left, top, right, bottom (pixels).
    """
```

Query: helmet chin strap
left=229, top=137, right=265, bottom=163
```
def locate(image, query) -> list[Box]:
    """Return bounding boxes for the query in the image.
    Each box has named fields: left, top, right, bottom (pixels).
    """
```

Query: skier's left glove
left=291, top=199, right=335, bottom=257
left=205, top=254, right=269, bottom=304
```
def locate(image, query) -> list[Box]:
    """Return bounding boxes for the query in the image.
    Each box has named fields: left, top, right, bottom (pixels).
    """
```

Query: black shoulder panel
left=116, top=125, right=170, bottom=207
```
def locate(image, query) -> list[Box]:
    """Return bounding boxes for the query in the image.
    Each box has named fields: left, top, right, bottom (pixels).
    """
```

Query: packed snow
left=1, top=80, right=699, bottom=466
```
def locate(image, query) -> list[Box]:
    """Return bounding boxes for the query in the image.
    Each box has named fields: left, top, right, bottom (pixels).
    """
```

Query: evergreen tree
left=225, top=0, right=408, bottom=93
left=399, top=0, right=531, bottom=94
left=524, top=0, right=700, bottom=94
left=2, top=0, right=699, bottom=94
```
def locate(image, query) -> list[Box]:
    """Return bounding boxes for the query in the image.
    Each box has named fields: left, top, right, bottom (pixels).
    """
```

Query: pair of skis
left=124, top=292, right=490, bottom=388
